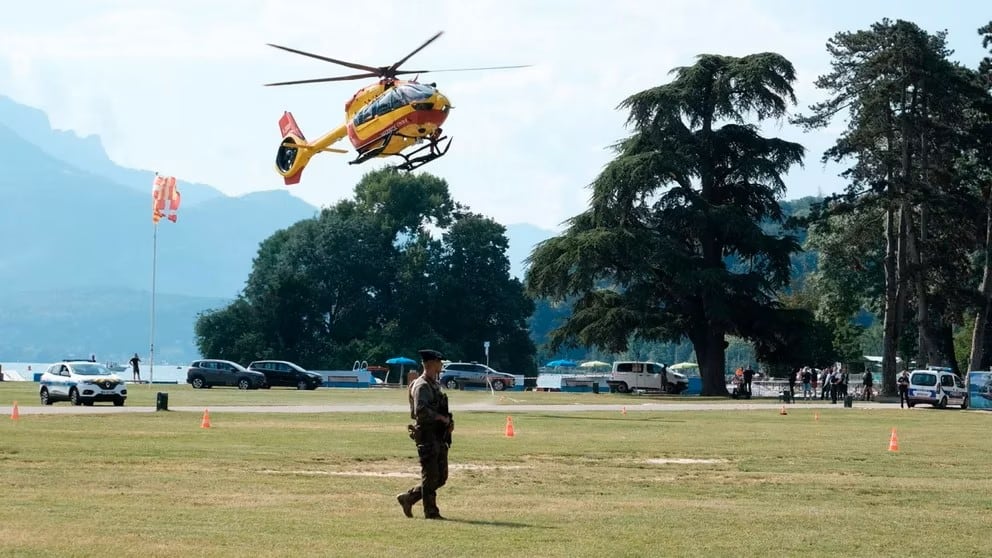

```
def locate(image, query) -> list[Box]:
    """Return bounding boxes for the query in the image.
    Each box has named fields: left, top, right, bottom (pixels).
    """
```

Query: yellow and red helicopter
left=266, top=31, right=527, bottom=184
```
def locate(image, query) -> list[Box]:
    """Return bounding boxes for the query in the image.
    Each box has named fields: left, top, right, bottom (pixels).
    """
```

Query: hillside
left=0, top=287, right=228, bottom=363
left=0, top=98, right=317, bottom=361
left=0, top=95, right=814, bottom=364
left=0, top=95, right=224, bottom=206
left=0, top=96, right=555, bottom=362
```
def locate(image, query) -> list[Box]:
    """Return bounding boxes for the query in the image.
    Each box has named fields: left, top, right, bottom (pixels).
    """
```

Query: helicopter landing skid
left=392, top=134, right=452, bottom=172
left=350, top=135, right=392, bottom=166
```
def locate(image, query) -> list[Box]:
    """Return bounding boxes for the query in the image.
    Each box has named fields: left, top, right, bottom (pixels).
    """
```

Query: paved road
left=3, top=401, right=900, bottom=416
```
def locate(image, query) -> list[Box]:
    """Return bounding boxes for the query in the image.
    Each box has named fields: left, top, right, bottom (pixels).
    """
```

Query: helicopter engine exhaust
left=275, top=112, right=311, bottom=185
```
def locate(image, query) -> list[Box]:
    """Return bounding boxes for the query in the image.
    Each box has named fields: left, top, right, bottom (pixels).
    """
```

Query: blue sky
left=0, top=0, right=988, bottom=231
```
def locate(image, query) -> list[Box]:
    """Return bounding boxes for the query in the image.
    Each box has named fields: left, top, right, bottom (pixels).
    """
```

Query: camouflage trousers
left=402, top=439, right=449, bottom=517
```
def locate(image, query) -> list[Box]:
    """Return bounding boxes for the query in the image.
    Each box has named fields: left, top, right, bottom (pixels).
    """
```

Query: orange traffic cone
left=200, top=408, right=212, bottom=429
left=504, top=416, right=515, bottom=438
left=779, top=405, right=788, bottom=415
left=888, top=428, right=899, bottom=452
left=11, top=401, right=19, bottom=421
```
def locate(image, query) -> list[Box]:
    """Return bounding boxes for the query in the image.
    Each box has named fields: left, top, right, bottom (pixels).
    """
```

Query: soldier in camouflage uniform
left=397, top=349, right=453, bottom=520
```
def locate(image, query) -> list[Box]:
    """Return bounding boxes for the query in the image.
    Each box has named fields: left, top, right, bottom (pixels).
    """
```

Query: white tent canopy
left=579, top=360, right=610, bottom=368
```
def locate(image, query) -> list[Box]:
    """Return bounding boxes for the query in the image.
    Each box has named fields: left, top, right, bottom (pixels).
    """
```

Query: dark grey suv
left=186, top=359, right=266, bottom=390
left=248, top=360, right=322, bottom=390
left=439, top=362, right=516, bottom=391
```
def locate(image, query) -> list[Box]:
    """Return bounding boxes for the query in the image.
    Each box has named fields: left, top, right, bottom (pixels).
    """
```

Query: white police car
left=39, top=361, right=128, bottom=406
left=907, top=368, right=968, bottom=409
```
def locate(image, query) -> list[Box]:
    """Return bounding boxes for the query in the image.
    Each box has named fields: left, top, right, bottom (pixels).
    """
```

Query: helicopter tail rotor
left=275, top=112, right=349, bottom=183
left=275, top=112, right=313, bottom=185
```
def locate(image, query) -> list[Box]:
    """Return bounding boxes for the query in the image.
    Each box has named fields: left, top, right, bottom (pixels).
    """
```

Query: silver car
left=186, top=359, right=267, bottom=390
left=439, top=362, right=516, bottom=391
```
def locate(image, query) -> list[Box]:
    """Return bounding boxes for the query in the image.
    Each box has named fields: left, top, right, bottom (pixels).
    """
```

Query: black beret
left=418, top=349, right=443, bottom=362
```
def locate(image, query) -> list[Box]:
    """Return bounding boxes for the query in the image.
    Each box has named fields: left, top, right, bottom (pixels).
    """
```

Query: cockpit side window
left=353, top=88, right=410, bottom=127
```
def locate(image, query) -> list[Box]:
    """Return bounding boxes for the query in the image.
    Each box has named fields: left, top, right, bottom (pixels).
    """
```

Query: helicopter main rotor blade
left=264, top=72, right=381, bottom=86
left=267, top=43, right=381, bottom=73
left=386, top=31, right=445, bottom=75
left=393, top=64, right=533, bottom=76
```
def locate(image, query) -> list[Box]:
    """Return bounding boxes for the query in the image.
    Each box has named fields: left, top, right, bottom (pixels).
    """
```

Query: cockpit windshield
left=352, top=83, right=436, bottom=127
left=396, top=83, right=435, bottom=102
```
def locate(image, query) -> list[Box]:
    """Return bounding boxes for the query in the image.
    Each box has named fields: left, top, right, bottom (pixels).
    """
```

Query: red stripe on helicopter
left=347, top=110, right=449, bottom=149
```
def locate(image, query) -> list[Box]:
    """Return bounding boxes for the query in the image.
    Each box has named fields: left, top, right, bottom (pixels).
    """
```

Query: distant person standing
left=829, top=368, right=840, bottom=404
left=743, top=365, right=755, bottom=398
left=801, top=367, right=813, bottom=401
left=897, top=370, right=911, bottom=408
left=129, top=353, right=141, bottom=382
left=90, top=353, right=97, bottom=362
left=861, top=369, right=874, bottom=401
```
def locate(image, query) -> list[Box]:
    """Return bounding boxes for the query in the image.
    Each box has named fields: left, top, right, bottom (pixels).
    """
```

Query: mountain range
left=0, top=95, right=555, bottom=363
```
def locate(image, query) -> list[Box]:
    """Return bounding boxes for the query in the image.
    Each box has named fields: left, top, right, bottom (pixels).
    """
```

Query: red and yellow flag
left=152, top=175, right=182, bottom=223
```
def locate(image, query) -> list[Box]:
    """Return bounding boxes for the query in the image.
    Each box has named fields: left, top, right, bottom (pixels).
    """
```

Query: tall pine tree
left=527, top=53, right=806, bottom=395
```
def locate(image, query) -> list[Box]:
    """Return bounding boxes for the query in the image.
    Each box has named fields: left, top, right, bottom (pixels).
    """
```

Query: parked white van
left=606, top=361, right=688, bottom=394
left=907, top=368, right=968, bottom=409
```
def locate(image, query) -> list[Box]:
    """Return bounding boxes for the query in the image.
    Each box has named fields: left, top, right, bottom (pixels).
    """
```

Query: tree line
left=527, top=19, right=992, bottom=395
left=197, top=19, right=992, bottom=397
left=194, top=170, right=535, bottom=375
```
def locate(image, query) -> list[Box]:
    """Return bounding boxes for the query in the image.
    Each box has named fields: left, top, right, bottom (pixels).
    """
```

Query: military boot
left=396, top=493, right=414, bottom=518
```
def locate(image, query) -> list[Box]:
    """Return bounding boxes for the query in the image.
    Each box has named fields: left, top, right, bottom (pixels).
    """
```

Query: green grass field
left=1, top=383, right=990, bottom=557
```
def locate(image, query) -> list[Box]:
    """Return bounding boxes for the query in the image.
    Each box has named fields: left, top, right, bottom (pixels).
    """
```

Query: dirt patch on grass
left=644, top=458, right=729, bottom=465
left=257, top=469, right=419, bottom=478
left=451, top=463, right=531, bottom=471
left=256, top=462, right=531, bottom=478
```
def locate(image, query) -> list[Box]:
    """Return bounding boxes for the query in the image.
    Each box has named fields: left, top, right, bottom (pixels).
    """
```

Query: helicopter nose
left=435, top=92, right=451, bottom=109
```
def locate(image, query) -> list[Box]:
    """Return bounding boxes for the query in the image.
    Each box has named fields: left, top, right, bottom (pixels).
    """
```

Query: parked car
left=440, top=362, right=516, bottom=391
left=39, top=360, right=127, bottom=406
left=186, top=360, right=266, bottom=390
left=247, top=360, right=322, bottom=390
left=907, top=368, right=968, bottom=409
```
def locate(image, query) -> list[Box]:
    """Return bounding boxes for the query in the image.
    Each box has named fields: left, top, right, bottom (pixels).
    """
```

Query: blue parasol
left=385, top=356, right=418, bottom=385
left=546, top=359, right=579, bottom=368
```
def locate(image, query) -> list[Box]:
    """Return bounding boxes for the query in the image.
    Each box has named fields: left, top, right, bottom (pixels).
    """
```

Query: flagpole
left=149, top=173, right=178, bottom=387
left=150, top=220, right=157, bottom=386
